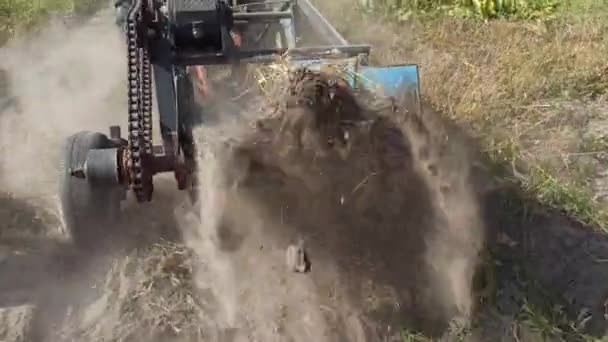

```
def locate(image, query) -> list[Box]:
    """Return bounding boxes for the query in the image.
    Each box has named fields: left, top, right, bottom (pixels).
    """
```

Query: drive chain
left=126, top=0, right=153, bottom=202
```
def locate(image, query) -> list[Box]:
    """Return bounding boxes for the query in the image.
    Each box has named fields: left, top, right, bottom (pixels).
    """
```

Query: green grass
left=359, top=0, right=563, bottom=19
left=0, top=0, right=102, bottom=44
left=360, top=0, right=608, bottom=20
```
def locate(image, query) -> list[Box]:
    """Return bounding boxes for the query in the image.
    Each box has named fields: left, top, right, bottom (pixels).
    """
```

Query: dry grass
left=314, top=0, right=608, bottom=230
left=53, top=241, right=216, bottom=341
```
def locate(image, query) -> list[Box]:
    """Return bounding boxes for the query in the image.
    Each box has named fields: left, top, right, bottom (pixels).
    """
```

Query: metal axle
left=71, top=126, right=193, bottom=202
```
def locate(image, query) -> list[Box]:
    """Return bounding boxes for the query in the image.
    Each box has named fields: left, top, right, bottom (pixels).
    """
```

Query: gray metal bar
left=152, top=64, right=179, bottom=154
left=233, top=11, right=292, bottom=20
left=173, top=44, right=371, bottom=65
left=295, top=0, right=348, bottom=46
left=280, top=17, right=296, bottom=48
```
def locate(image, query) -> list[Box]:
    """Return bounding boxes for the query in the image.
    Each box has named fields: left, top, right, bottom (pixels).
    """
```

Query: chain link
left=126, top=0, right=153, bottom=202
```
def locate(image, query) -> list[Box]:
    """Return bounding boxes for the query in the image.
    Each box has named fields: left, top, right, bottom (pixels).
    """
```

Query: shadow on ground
left=411, top=102, right=608, bottom=340
left=481, top=183, right=608, bottom=339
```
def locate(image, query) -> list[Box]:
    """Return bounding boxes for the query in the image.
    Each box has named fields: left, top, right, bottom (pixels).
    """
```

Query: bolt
left=69, top=167, right=86, bottom=179
left=110, top=125, right=122, bottom=140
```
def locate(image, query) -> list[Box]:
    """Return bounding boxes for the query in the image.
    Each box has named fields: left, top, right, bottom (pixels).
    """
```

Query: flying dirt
left=0, top=4, right=487, bottom=342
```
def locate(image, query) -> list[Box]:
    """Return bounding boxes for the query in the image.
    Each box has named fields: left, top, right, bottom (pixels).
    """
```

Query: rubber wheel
left=59, top=131, right=121, bottom=251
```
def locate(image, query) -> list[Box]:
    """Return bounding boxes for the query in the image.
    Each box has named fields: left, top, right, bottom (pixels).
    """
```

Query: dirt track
left=2, top=5, right=608, bottom=342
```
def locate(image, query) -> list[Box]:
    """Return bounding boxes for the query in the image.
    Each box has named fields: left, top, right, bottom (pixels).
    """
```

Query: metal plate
left=288, top=59, right=421, bottom=114
left=359, top=64, right=421, bottom=114
left=358, top=64, right=419, bottom=97
left=173, top=0, right=217, bottom=12
left=288, top=59, right=420, bottom=95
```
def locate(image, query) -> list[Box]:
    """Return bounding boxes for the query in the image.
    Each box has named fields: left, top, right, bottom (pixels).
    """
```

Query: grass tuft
left=358, top=0, right=563, bottom=20
left=0, top=0, right=104, bottom=44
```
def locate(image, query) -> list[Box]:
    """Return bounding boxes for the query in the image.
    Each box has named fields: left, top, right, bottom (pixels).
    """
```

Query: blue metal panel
left=288, top=60, right=419, bottom=94
left=286, top=60, right=421, bottom=113
left=358, top=64, right=420, bottom=98
left=358, top=64, right=421, bottom=115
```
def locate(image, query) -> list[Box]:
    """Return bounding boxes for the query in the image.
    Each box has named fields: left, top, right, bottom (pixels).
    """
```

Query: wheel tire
left=59, top=131, right=121, bottom=251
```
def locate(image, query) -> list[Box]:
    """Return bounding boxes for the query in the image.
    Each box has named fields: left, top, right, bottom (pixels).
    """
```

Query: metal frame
left=172, top=44, right=371, bottom=65
left=147, top=0, right=372, bottom=192
left=76, top=0, right=400, bottom=204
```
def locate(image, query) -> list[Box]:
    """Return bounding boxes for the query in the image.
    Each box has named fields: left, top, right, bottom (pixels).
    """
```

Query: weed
left=400, top=328, right=434, bottom=342
left=358, top=0, right=562, bottom=19
left=0, top=0, right=104, bottom=43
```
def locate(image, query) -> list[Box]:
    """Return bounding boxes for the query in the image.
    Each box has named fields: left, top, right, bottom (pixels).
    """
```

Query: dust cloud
left=0, top=9, right=131, bottom=342
left=0, top=7, right=486, bottom=342
left=0, top=11, right=125, bottom=214
left=175, top=70, right=487, bottom=340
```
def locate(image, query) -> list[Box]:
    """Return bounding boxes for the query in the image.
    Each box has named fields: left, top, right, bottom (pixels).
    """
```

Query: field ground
left=1, top=0, right=608, bottom=341
left=311, top=0, right=608, bottom=340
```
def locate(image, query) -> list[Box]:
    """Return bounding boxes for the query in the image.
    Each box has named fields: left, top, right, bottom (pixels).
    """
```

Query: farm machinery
left=59, top=0, right=422, bottom=248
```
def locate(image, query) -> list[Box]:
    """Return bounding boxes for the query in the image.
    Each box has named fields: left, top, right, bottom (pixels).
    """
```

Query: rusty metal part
left=117, top=143, right=193, bottom=200
left=125, top=0, right=156, bottom=202
left=174, top=158, right=191, bottom=190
